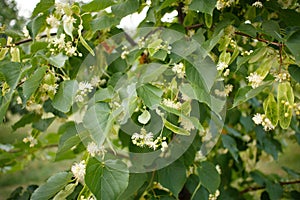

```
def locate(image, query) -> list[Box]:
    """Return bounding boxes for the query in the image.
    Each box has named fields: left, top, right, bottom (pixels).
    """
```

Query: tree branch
left=6, top=32, right=57, bottom=47
left=240, top=180, right=300, bottom=194
left=234, top=31, right=282, bottom=47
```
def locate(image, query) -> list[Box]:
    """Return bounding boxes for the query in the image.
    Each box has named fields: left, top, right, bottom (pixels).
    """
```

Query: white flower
left=246, top=72, right=263, bottom=88
left=71, top=160, right=86, bottom=183
left=209, top=189, right=220, bottom=200
left=214, top=84, right=233, bottom=97
left=216, top=0, right=226, bottom=10
left=162, top=99, right=182, bottom=110
left=253, top=113, right=275, bottom=131
left=217, top=62, right=228, bottom=71
left=252, top=1, right=263, bottom=8
left=90, top=76, right=101, bottom=87
left=216, top=165, right=222, bottom=174
left=244, top=20, right=252, bottom=24
left=52, top=34, right=66, bottom=50
left=180, top=117, right=195, bottom=131
left=161, top=141, right=168, bottom=152
left=46, top=15, right=60, bottom=27
left=223, top=69, right=230, bottom=77
left=78, top=81, right=93, bottom=93
left=63, top=15, right=76, bottom=24
left=23, top=135, right=38, bottom=147
left=172, top=62, right=185, bottom=78
left=22, top=26, right=30, bottom=38
left=87, top=142, right=106, bottom=158
left=121, top=50, right=129, bottom=59
left=75, top=94, right=84, bottom=102
left=65, top=41, right=77, bottom=56
left=262, top=117, right=275, bottom=131
left=252, top=113, right=263, bottom=125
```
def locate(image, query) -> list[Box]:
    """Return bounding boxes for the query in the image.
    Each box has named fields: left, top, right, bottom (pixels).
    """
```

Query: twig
left=240, top=180, right=300, bottom=194
left=234, top=31, right=282, bottom=47
left=185, top=23, right=203, bottom=30
left=177, top=2, right=185, bottom=25
left=7, top=32, right=57, bottom=47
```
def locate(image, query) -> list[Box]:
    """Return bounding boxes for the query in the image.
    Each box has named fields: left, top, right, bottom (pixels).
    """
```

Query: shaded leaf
left=137, top=83, right=163, bottom=109
left=23, top=66, right=47, bottom=101
left=286, top=30, right=300, bottom=65
left=31, top=172, right=73, bottom=200
left=189, top=0, right=217, bottom=15
left=158, top=161, right=187, bottom=198
left=197, top=161, right=221, bottom=193
left=85, top=158, right=129, bottom=200
left=288, top=64, right=300, bottom=83
left=222, top=134, right=239, bottom=162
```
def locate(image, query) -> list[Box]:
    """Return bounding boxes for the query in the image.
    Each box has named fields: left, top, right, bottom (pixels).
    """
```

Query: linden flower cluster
left=252, top=113, right=275, bottom=131
left=216, top=0, right=235, bottom=10
left=75, top=81, right=93, bottom=103
left=172, top=62, right=185, bottom=78
left=274, top=72, right=290, bottom=82
left=252, top=1, right=263, bottom=8
left=23, top=135, right=38, bottom=147
left=162, top=98, right=182, bottom=110
left=131, top=128, right=168, bottom=152
left=246, top=72, right=263, bottom=88
left=87, top=142, right=107, bottom=158
left=71, top=160, right=86, bottom=183
left=51, top=34, right=79, bottom=56
left=214, top=84, right=233, bottom=97
left=209, top=190, right=220, bottom=200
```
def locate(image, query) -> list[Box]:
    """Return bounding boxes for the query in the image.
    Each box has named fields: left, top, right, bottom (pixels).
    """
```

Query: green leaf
left=85, top=158, right=129, bottom=200
left=138, top=63, right=168, bottom=83
left=30, top=42, right=48, bottom=54
left=288, top=64, right=300, bottom=83
left=23, top=66, right=47, bottom=101
left=52, top=80, right=78, bottom=113
left=31, top=172, right=73, bottom=200
left=12, top=113, right=41, bottom=131
left=233, top=82, right=272, bottom=107
left=263, top=94, right=278, bottom=126
left=0, top=62, right=21, bottom=122
left=111, top=0, right=139, bottom=18
left=190, top=0, right=217, bottom=15
left=82, top=0, right=115, bottom=12
left=255, top=57, right=277, bottom=79
left=48, top=53, right=68, bottom=68
left=53, top=183, right=77, bottom=200
left=286, top=30, right=300, bottom=65
left=222, top=134, right=239, bottom=162
left=91, top=15, right=120, bottom=32
left=197, top=161, right=221, bottom=193
left=32, top=0, right=54, bottom=17
left=163, top=118, right=190, bottom=136
left=32, top=117, right=55, bottom=132
left=277, top=82, right=294, bottom=129
left=266, top=182, right=283, bottom=200
left=56, top=122, right=81, bottom=160
left=158, top=161, right=187, bottom=198
left=255, top=126, right=281, bottom=160
left=83, top=103, right=112, bottom=145
left=119, top=173, right=148, bottom=199
left=94, top=86, right=114, bottom=102
left=27, top=13, right=47, bottom=39
left=238, top=24, right=257, bottom=38
left=136, top=83, right=163, bottom=109
left=262, top=20, right=282, bottom=41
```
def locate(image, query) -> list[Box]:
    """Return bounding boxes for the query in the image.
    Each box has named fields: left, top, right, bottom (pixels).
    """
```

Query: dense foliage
left=1, top=0, right=300, bottom=199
